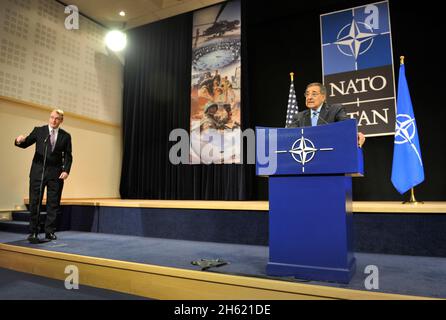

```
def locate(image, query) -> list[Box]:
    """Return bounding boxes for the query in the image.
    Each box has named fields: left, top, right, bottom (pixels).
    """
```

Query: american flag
left=285, top=78, right=298, bottom=127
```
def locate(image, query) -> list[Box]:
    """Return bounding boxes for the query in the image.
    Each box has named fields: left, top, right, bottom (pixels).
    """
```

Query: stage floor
left=1, top=231, right=445, bottom=299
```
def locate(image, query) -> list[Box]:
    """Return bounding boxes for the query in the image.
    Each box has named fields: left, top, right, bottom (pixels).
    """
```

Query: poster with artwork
left=190, top=0, right=241, bottom=164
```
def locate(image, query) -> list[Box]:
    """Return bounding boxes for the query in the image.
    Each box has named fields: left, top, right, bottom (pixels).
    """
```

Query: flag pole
left=399, top=56, right=423, bottom=205
left=403, top=187, right=424, bottom=204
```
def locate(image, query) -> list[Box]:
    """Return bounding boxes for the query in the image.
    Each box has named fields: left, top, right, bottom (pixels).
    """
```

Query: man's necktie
left=50, top=129, right=55, bottom=151
left=311, top=111, right=319, bottom=127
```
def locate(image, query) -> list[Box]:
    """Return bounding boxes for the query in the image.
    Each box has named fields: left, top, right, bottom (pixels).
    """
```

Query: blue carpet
left=0, top=231, right=26, bottom=242
left=1, top=231, right=445, bottom=298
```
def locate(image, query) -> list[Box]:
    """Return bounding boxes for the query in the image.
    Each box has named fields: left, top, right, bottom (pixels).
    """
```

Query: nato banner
left=320, top=1, right=396, bottom=137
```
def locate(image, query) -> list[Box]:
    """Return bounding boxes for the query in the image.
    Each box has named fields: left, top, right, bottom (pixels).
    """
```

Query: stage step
left=0, top=211, right=51, bottom=234
left=0, top=220, right=28, bottom=233
left=0, top=241, right=429, bottom=300
left=12, top=211, right=46, bottom=222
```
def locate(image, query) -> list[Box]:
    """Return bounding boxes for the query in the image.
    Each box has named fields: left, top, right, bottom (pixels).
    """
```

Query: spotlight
left=105, top=30, right=127, bottom=52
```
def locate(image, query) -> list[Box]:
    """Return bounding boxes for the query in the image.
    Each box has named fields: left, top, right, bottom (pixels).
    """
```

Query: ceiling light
left=105, top=30, right=127, bottom=52
left=119, top=11, right=126, bottom=17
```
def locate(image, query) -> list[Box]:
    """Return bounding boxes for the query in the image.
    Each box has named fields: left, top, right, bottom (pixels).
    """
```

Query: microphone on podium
left=316, top=112, right=329, bottom=125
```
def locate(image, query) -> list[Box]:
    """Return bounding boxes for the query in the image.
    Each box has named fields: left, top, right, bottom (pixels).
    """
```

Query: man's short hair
left=306, top=82, right=327, bottom=96
left=52, top=109, right=64, bottom=120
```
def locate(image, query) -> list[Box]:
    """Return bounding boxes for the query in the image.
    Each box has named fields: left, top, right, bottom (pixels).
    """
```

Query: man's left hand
left=59, top=172, right=69, bottom=180
left=357, top=132, right=366, bottom=148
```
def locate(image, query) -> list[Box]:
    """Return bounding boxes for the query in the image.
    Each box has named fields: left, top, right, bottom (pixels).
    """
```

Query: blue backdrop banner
left=320, top=1, right=396, bottom=137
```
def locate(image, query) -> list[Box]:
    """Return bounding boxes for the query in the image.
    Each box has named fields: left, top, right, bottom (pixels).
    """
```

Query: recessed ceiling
left=61, top=0, right=225, bottom=30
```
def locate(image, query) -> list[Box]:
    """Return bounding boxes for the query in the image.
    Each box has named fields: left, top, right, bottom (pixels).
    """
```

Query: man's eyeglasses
left=304, top=92, right=321, bottom=98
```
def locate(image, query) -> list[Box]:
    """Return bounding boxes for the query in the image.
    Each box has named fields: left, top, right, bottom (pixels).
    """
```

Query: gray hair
left=306, top=82, right=327, bottom=96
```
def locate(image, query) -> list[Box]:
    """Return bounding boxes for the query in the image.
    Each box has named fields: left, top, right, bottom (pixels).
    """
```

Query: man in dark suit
left=15, top=109, right=72, bottom=243
left=289, top=82, right=365, bottom=147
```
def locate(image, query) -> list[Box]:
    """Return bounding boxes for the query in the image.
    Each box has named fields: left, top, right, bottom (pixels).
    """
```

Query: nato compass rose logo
left=395, top=114, right=423, bottom=165
left=276, top=129, right=334, bottom=173
left=335, top=18, right=377, bottom=61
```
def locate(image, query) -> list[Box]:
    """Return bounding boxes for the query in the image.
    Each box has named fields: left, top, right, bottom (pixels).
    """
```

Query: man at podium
left=289, top=82, right=365, bottom=147
left=262, top=83, right=364, bottom=283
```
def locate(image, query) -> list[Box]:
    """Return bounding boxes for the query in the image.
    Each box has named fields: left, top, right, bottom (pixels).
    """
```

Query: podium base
left=268, top=175, right=356, bottom=284
left=267, top=257, right=356, bottom=284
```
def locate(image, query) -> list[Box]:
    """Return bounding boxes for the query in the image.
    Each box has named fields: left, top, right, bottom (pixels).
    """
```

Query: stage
left=1, top=199, right=445, bottom=299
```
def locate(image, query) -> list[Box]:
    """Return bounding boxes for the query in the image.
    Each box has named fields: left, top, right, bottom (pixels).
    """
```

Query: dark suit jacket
left=15, top=125, right=72, bottom=179
left=289, top=103, right=349, bottom=128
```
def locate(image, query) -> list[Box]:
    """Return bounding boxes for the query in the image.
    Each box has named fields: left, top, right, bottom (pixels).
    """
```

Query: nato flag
left=391, top=61, right=424, bottom=194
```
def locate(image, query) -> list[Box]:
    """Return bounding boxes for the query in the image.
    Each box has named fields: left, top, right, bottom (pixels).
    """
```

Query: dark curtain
left=120, top=3, right=253, bottom=200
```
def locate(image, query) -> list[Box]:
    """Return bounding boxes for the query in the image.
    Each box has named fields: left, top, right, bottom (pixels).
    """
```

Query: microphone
left=44, top=134, right=51, bottom=143
left=317, top=113, right=329, bottom=125
left=315, top=102, right=331, bottom=125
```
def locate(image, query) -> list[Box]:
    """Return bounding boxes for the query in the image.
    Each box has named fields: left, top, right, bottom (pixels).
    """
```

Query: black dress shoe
left=27, top=233, right=39, bottom=244
left=45, top=232, right=57, bottom=241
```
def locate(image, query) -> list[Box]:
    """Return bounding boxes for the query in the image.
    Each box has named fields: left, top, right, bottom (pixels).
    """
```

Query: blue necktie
left=311, top=111, right=319, bottom=126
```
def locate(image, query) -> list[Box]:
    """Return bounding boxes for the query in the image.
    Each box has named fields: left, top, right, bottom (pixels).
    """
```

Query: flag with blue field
left=391, top=61, right=424, bottom=194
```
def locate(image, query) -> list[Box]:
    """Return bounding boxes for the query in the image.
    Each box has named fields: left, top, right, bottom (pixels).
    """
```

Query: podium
left=256, top=119, right=363, bottom=283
